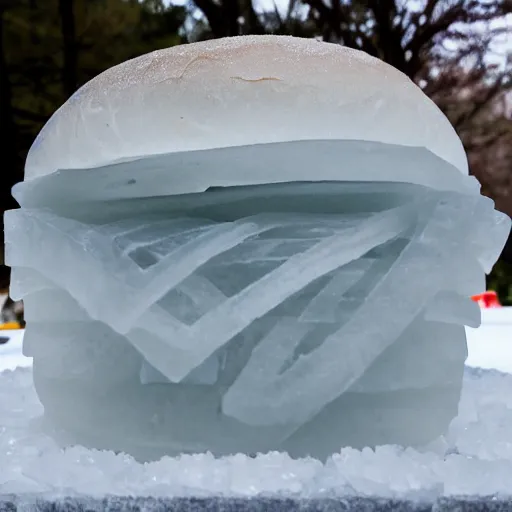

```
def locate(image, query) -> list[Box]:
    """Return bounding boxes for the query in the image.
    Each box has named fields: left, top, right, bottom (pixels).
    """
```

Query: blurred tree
left=427, top=64, right=511, bottom=214
left=58, top=0, right=78, bottom=97
left=0, top=0, right=187, bottom=288
left=0, top=0, right=22, bottom=289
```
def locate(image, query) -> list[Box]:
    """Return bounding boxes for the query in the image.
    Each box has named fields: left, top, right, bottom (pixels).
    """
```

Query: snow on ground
left=1, top=316, right=512, bottom=500
left=465, top=309, right=512, bottom=373
left=0, top=330, right=30, bottom=373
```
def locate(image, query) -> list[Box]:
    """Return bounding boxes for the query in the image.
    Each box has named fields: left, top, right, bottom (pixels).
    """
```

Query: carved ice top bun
left=25, top=35, right=467, bottom=180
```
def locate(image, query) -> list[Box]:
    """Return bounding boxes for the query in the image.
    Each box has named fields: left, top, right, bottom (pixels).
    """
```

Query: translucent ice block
left=4, top=151, right=510, bottom=460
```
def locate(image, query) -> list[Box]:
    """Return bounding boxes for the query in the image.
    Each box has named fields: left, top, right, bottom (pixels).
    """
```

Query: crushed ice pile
left=1, top=365, right=512, bottom=499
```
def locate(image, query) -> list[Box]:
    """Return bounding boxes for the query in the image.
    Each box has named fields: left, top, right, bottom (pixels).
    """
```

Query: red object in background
left=471, top=291, right=502, bottom=308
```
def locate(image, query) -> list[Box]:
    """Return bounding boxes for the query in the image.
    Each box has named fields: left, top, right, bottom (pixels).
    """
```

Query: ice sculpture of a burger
left=5, top=36, right=510, bottom=461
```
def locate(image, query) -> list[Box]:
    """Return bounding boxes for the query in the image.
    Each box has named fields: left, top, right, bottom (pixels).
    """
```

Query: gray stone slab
left=1, top=496, right=511, bottom=512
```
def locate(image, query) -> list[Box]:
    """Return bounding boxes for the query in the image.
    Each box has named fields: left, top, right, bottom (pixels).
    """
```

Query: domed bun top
left=25, top=35, right=467, bottom=180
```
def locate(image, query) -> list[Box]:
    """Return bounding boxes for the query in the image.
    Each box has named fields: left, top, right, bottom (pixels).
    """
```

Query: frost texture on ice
left=25, top=36, right=468, bottom=180
left=4, top=155, right=510, bottom=459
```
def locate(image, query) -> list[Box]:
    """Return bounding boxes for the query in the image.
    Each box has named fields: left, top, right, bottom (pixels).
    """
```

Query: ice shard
left=4, top=35, right=510, bottom=461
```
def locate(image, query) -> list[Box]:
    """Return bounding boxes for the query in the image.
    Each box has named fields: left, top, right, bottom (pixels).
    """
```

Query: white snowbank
left=1, top=363, right=512, bottom=498
left=0, top=330, right=30, bottom=372
left=466, top=310, right=512, bottom=374
left=2, top=311, right=512, bottom=498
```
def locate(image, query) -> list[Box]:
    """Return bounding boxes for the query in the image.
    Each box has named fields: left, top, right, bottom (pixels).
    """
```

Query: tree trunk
left=0, top=6, right=20, bottom=288
left=58, top=0, right=78, bottom=98
left=29, top=0, right=38, bottom=43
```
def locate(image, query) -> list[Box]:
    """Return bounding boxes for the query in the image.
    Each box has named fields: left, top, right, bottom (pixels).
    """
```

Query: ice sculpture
left=4, top=35, right=510, bottom=461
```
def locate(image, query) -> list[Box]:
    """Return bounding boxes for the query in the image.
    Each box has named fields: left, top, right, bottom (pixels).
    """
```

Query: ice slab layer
left=5, top=164, right=510, bottom=460
left=17, top=142, right=473, bottom=206
left=3, top=312, right=510, bottom=374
